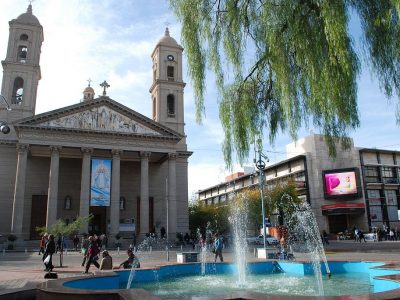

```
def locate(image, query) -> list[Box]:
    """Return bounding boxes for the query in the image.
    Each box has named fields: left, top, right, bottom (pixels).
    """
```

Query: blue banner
left=90, top=159, right=112, bottom=206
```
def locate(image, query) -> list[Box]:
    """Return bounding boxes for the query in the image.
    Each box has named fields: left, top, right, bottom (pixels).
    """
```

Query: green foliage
left=189, top=200, right=229, bottom=234
left=36, top=214, right=93, bottom=237
left=169, top=0, right=400, bottom=167
left=266, top=180, right=302, bottom=221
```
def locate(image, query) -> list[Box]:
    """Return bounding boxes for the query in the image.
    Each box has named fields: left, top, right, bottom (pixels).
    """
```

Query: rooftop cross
left=87, top=78, right=92, bottom=87
left=100, top=80, right=110, bottom=96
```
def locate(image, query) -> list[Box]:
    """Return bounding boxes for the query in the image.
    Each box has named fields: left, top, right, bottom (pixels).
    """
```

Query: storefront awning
left=321, top=202, right=365, bottom=215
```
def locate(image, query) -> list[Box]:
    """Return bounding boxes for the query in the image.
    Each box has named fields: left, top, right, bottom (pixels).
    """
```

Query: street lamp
left=255, top=138, right=269, bottom=252
left=0, top=94, right=11, bottom=134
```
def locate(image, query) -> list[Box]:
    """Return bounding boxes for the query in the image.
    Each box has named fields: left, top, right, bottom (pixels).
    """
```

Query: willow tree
left=169, top=0, right=400, bottom=167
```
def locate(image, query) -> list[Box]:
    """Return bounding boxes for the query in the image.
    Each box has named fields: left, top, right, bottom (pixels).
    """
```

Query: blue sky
left=0, top=0, right=399, bottom=198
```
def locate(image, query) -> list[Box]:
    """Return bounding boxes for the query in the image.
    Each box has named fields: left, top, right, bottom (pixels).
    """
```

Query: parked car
left=246, top=235, right=279, bottom=246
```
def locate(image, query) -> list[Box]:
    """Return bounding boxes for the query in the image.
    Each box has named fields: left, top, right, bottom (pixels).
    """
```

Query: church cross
left=100, top=80, right=110, bottom=96
left=87, top=78, right=92, bottom=87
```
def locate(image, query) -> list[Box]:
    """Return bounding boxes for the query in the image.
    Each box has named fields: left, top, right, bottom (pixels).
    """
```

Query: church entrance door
left=30, top=195, right=47, bottom=240
left=89, top=206, right=106, bottom=235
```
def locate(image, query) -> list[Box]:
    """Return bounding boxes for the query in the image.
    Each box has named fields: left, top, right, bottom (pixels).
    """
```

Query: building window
left=364, top=166, right=380, bottom=183
left=18, top=46, right=28, bottom=63
left=382, top=167, right=397, bottom=184
left=12, top=77, right=23, bottom=104
left=20, top=34, right=28, bottom=41
left=385, top=190, right=399, bottom=223
left=367, top=189, right=382, bottom=225
left=167, top=94, right=175, bottom=117
left=167, top=66, right=174, bottom=81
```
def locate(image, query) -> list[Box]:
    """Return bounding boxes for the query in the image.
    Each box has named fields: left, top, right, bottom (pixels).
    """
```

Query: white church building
left=0, top=5, right=191, bottom=241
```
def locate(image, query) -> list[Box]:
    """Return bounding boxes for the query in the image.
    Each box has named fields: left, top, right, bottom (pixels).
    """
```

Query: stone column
left=11, top=144, right=29, bottom=236
left=110, top=149, right=122, bottom=240
left=168, top=153, right=177, bottom=239
left=46, top=146, right=61, bottom=228
left=140, top=151, right=151, bottom=237
left=79, top=147, right=93, bottom=233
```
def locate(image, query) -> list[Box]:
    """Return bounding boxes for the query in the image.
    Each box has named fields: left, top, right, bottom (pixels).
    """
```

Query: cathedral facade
left=0, top=5, right=191, bottom=241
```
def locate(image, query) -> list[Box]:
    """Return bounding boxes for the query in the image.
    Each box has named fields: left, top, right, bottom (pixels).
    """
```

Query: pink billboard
left=323, top=170, right=358, bottom=197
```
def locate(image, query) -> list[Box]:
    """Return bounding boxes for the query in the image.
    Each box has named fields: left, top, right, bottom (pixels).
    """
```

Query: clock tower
left=0, top=4, right=43, bottom=123
left=149, top=28, right=186, bottom=137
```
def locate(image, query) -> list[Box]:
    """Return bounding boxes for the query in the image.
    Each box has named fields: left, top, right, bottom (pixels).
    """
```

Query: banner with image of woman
left=90, top=159, right=112, bottom=206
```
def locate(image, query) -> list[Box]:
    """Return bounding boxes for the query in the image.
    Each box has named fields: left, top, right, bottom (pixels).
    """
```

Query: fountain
left=282, top=194, right=331, bottom=295
left=229, top=192, right=249, bottom=286
left=36, top=193, right=400, bottom=299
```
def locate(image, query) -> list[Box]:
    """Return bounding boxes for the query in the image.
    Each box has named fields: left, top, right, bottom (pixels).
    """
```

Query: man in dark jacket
left=43, top=234, right=56, bottom=272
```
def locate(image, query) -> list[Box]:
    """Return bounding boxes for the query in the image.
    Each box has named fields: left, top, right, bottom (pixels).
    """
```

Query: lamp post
left=255, top=138, right=268, bottom=251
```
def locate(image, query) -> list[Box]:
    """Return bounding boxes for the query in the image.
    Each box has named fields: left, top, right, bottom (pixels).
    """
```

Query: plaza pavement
left=0, top=240, right=399, bottom=296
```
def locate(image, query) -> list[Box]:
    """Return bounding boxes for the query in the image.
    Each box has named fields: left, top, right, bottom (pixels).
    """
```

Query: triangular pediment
left=14, top=97, right=182, bottom=139
left=38, top=104, right=161, bottom=135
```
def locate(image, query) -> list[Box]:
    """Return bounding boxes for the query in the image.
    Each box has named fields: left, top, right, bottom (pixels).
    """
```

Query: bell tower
left=149, top=28, right=186, bottom=136
left=0, top=4, right=43, bottom=123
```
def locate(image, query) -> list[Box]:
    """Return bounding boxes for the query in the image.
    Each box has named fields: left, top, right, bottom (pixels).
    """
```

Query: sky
left=0, top=0, right=399, bottom=199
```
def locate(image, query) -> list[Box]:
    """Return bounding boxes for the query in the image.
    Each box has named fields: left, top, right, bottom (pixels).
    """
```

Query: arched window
left=167, top=66, right=174, bottom=81
left=18, top=46, right=28, bottom=63
left=12, top=77, right=24, bottom=104
left=167, top=94, right=175, bottom=118
left=20, top=34, right=28, bottom=41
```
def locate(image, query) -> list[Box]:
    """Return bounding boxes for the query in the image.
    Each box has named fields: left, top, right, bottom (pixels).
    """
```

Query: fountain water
left=228, top=192, right=249, bottom=287
left=283, top=194, right=331, bottom=296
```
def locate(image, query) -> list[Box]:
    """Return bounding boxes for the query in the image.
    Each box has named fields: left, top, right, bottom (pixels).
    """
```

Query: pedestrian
left=214, top=233, right=224, bottom=262
left=322, top=230, right=329, bottom=245
left=81, top=234, right=89, bottom=267
left=358, top=229, right=366, bottom=243
left=102, top=234, right=108, bottom=249
left=84, top=236, right=100, bottom=273
left=38, top=234, right=47, bottom=255
left=119, top=249, right=140, bottom=269
left=56, top=235, right=62, bottom=253
left=73, top=235, right=80, bottom=251
left=160, top=226, right=166, bottom=239
left=389, top=229, right=395, bottom=241
left=99, top=250, right=113, bottom=270
left=43, top=234, right=55, bottom=272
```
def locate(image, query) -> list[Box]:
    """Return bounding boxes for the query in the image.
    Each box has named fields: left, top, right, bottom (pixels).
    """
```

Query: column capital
left=140, top=151, right=151, bottom=159
left=81, top=147, right=94, bottom=154
left=49, top=145, right=62, bottom=153
left=112, top=149, right=123, bottom=157
left=16, top=143, right=29, bottom=153
left=168, top=153, right=177, bottom=160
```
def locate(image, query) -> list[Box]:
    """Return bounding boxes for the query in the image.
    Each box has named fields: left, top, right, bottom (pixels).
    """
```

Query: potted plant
left=7, top=234, right=17, bottom=250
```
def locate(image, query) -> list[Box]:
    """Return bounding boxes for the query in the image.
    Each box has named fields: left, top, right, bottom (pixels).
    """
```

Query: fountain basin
left=36, top=261, right=400, bottom=300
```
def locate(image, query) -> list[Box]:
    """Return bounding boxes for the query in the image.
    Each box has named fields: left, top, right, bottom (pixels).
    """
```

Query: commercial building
left=198, top=134, right=400, bottom=233
left=0, top=5, right=191, bottom=240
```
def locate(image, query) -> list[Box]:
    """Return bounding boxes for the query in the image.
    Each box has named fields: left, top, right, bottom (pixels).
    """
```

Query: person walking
left=43, top=234, right=55, bottom=272
left=81, top=234, right=90, bottom=267
left=214, top=233, right=224, bottom=262
left=72, top=235, right=80, bottom=251
left=38, top=234, right=47, bottom=255
left=84, top=236, right=100, bottom=273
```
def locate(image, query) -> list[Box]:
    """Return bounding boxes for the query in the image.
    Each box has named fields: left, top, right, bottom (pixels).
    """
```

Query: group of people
left=80, top=235, right=140, bottom=273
